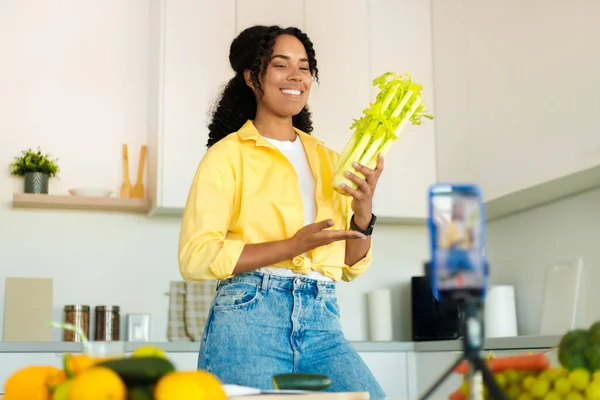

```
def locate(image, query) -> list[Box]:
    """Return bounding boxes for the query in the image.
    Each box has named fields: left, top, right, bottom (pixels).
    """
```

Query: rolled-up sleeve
left=178, top=145, right=244, bottom=281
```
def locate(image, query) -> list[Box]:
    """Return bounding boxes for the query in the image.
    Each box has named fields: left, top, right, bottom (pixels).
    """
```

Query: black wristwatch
left=350, top=213, right=377, bottom=236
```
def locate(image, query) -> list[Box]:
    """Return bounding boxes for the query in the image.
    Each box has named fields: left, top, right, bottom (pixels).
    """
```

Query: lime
left=543, top=368, right=563, bottom=381
left=570, top=369, right=591, bottom=390
left=517, top=393, right=534, bottom=400
left=586, top=382, right=600, bottom=400
left=506, top=383, right=522, bottom=400
left=531, top=378, right=551, bottom=398
left=495, top=372, right=508, bottom=388
left=555, top=377, right=573, bottom=394
left=506, top=369, right=521, bottom=383
left=566, top=391, right=586, bottom=400
left=523, top=375, right=537, bottom=391
left=460, top=379, right=469, bottom=394
left=132, top=345, right=167, bottom=359
left=543, top=391, right=562, bottom=400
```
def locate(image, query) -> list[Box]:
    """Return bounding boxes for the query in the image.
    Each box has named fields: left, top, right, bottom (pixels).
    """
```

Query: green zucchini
left=96, top=356, right=175, bottom=386
left=126, top=385, right=155, bottom=400
left=272, top=373, right=331, bottom=391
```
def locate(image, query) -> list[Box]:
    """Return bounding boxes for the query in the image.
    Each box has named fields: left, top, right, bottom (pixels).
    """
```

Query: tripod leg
left=418, top=355, right=466, bottom=400
left=471, top=357, right=508, bottom=400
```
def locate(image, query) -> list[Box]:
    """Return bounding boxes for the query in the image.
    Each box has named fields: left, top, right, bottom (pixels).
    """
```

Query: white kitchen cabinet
left=432, top=0, right=600, bottom=220
left=305, top=0, right=437, bottom=221
left=148, top=0, right=438, bottom=221
left=415, top=351, right=464, bottom=399
left=304, top=0, right=372, bottom=156
left=235, top=0, right=304, bottom=32
left=147, top=0, right=236, bottom=214
left=368, top=0, right=437, bottom=221
left=360, top=351, right=414, bottom=399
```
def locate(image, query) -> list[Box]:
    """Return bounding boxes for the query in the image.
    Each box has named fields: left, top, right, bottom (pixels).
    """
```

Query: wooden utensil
left=130, top=145, right=147, bottom=198
left=120, top=144, right=133, bottom=198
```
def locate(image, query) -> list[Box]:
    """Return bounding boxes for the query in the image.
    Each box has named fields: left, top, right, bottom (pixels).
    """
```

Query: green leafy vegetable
left=332, top=71, right=433, bottom=194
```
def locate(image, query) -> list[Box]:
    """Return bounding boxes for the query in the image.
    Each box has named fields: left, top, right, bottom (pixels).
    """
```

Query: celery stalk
left=332, top=71, right=433, bottom=195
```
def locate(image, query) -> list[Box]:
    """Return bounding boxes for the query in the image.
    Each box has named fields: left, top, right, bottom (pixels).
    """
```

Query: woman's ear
left=243, top=70, right=254, bottom=91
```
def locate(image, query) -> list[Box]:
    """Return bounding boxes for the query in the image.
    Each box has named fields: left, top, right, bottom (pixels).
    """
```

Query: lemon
left=555, top=377, right=573, bottom=395
left=586, top=382, right=600, bottom=400
left=570, top=369, right=591, bottom=391
left=154, top=370, right=226, bottom=400
left=132, top=345, right=167, bottom=359
left=593, top=371, right=600, bottom=382
left=67, top=366, right=126, bottom=400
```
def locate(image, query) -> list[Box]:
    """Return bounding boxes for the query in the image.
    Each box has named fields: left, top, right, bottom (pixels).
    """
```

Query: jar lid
left=95, top=305, right=120, bottom=312
left=64, top=305, right=90, bottom=312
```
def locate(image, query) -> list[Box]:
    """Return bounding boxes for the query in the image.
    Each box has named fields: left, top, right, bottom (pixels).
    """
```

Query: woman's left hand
left=341, top=153, right=385, bottom=228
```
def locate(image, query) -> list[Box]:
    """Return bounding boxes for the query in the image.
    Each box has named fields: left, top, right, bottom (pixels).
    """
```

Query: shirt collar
left=236, top=119, right=324, bottom=149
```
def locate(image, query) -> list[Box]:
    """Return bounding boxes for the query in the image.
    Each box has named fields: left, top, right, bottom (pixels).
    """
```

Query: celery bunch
left=332, top=71, right=433, bottom=194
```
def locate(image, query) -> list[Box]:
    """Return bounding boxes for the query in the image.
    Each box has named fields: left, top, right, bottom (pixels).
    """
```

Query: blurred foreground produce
left=448, top=321, right=600, bottom=400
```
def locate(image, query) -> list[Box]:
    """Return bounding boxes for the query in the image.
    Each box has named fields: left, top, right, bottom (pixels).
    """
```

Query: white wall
left=0, top=0, right=429, bottom=343
left=487, top=188, right=600, bottom=336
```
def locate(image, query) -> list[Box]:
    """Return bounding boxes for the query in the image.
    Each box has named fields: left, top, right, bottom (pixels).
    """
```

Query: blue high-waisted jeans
left=197, top=272, right=386, bottom=399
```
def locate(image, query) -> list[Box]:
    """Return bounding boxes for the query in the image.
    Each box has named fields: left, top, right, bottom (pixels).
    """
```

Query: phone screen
left=429, top=184, right=486, bottom=297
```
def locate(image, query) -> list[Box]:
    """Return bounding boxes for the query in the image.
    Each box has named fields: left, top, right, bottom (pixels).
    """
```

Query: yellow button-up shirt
left=178, top=120, right=372, bottom=282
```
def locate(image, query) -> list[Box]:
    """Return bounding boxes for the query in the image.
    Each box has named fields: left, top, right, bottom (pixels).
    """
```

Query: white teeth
left=281, top=89, right=301, bottom=95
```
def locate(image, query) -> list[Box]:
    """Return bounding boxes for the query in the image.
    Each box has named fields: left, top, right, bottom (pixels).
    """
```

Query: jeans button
left=294, top=278, right=301, bottom=285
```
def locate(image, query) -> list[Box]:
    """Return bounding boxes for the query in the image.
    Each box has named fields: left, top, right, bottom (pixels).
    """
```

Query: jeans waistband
left=217, top=271, right=336, bottom=293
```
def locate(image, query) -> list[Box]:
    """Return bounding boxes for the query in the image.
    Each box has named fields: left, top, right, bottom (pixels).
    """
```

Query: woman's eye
left=300, top=67, right=310, bottom=71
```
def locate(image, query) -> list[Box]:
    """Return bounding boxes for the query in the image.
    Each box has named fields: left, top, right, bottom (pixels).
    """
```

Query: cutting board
left=539, top=257, right=582, bottom=335
left=3, top=277, right=53, bottom=341
left=229, top=393, right=369, bottom=399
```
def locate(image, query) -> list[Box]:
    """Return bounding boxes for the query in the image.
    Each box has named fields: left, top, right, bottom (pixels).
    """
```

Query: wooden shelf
left=12, top=193, right=151, bottom=214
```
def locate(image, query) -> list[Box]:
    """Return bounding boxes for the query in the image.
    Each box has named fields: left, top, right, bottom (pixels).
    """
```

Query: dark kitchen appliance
left=411, top=276, right=461, bottom=341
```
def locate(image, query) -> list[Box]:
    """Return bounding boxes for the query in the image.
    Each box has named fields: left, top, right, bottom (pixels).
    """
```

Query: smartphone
left=427, top=183, right=488, bottom=301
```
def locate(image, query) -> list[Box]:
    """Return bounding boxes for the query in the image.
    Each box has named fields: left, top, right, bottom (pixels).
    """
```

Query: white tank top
left=257, top=135, right=332, bottom=281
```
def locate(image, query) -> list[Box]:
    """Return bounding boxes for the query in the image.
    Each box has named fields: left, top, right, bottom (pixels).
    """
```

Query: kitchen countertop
left=0, top=335, right=561, bottom=353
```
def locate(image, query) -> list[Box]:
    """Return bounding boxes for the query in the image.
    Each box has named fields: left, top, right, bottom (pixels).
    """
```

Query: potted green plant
left=9, top=147, right=60, bottom=194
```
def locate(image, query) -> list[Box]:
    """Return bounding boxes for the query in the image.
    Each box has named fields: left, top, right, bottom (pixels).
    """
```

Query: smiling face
left=247, top=34, right=313, bottom=118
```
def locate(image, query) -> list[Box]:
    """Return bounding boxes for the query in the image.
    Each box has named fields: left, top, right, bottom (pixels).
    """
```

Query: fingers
left=319, top=229, right=366, bottom=242
left=308, top=219, right=334, bottom=232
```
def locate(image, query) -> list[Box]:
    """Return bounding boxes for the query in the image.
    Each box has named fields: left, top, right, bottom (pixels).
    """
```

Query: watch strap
left=350, top=214, right=377, bottom=236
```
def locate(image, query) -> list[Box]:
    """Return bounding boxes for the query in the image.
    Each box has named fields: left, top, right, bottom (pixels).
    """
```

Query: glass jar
left=94, top=305, right=120, bottom=341
left=63, top=305, right=90, bottom=342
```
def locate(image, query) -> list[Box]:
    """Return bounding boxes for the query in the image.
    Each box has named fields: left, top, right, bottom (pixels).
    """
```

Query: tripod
left=417, top=293, right=507, bottom=400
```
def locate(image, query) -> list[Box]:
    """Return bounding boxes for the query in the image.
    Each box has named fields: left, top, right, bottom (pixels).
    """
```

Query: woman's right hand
left=288, top=219, right=366, bottom=255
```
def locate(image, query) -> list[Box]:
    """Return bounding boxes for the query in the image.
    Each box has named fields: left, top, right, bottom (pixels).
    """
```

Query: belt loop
left=261, top=273, right=269, bottom=292
left=316, top=281, right=323, bottom=299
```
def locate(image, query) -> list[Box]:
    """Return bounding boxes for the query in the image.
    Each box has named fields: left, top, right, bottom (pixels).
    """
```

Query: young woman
left=178, top=25, right=386, bottom=398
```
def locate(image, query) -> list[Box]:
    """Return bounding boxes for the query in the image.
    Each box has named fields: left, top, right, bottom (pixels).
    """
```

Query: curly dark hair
left=206, top=25, right=319, bottom=148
